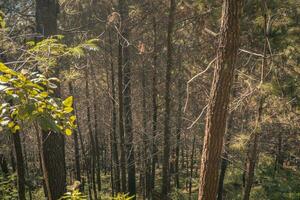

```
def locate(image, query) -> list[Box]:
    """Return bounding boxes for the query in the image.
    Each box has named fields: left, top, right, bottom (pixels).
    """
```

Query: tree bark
left=151, top=15, right=158, bottom=194
left=198, top=0, right=242, bottom=199
left=13, top=130, right=26, bottom=200
left=36, top=1, right=66, bottom=199
left=162, top=0, right=176, bottom=198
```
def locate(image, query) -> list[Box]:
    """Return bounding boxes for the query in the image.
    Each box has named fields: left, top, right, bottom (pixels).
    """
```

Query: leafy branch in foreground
left=0, top=62, right=76, bottom=135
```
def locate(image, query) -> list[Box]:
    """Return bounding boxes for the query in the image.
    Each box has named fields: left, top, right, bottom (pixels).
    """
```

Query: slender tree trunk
left=109, top=30, right=121, bottom=194
left=162, top=0, right=176, bottom=198
left=151, top=15, right=158, bottom=194
left=85, top=67, right=98, bottom=200
left=12, top=130, right=26, bottom=200
left=175, top=49, right=184, bottom=189
left=90, top=64, right=102, bottom=192
left=198, top=1, right=242, bottom=199
left=69, top=82, right=81, bottom=186
left=117, top=21, right=127, bottom=193
left=36, top=1, right=66, bottom=199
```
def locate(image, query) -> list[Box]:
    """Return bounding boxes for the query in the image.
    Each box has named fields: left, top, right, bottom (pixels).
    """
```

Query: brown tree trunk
left=68, top=82, right=81, bottom=185
left=151, top=15, right=158, bottom=194
left=117, top=12, right=127, bottom=192
left=198, top=0, right=242, bottom=199
left=13, top=130, right=26, bottom=200
left=85, top=67, right=98, bottom=200
left=175, top=48, right=184, bottom=189
left=109, top=30, right=121, bottom=194
left=162, top=0, right=176, bottom=198
left=36, top=1, right=66, bottom=199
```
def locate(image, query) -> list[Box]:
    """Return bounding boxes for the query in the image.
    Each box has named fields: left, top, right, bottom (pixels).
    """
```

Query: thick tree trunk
left=36, top=1, right=66, bottom=199
left=198, top=1, right=242, bottom=199
left=162, top=0, right=176, bottom=198
left=13, top=130, right=26, bottom=200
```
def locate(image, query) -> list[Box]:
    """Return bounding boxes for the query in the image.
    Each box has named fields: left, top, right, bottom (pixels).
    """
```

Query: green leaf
left=65, top=128, right=72, bottom=136
left=64, top=107, right=73, bottom=113
left=0, top=63, right=17, bottom=76
left=63, top=96, right=73, bottom=107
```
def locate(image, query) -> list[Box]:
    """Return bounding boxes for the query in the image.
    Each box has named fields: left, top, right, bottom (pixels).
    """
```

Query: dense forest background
left=0, top=0, right=299, bottom=199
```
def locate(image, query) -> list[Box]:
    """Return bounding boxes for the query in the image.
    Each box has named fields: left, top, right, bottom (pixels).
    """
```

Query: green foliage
left=111, top=193, right=135, bottom=200
left=0, top=173, right=18, bottom=200
left=0, top=62, right=76, bottom=135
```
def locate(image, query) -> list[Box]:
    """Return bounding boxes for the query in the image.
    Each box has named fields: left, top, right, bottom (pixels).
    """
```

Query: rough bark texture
left=162, top=0, right=176, bottom=198
left=198, top=0, right=241, bottom=199
left=36, top=1, right=66, bottom=199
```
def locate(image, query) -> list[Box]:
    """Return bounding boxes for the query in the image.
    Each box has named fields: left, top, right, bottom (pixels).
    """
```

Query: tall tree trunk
left=162, top=0, right=176, bottom=198
left=85, top=67, right=98, bottom=200
left=175, top=48, right=184, bottom=189
left=68, top=82, right=82, bottom=186
left=118, top=0, right=136, bottom=197
left=109, top=30, right=121, bottom=193
left=90, top=64, right=102, bottom=192
left=117, top=15, right=127, bottom=192
left=198, top=0, right=242, bottom=199
left=151, top=15, right=158, bottom=194
left=12, top=130, right=26, bottom=200
left=36, top=1, right=66, bottom=199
